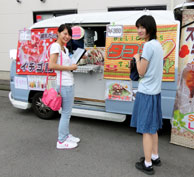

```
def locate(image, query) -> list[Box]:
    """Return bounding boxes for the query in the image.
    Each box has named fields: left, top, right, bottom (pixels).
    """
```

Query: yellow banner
left=104, top=25, right=178, bottom=81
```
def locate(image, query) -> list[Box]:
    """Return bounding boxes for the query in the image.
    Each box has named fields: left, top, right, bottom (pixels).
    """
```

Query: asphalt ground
left=0, top=79, right=10, bottom=91
left=0, top=90, right=194, bottom=177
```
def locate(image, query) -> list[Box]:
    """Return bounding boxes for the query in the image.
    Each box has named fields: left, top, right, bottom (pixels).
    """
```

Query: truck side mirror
left=9, top=49, right=17, bottom=60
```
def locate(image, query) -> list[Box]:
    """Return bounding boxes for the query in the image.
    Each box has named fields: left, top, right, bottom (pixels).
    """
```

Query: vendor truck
left=9, top=6, right=188, bottom=122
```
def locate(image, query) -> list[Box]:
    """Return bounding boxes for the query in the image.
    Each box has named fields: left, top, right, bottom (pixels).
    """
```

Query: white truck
left=9, top=6, right=189, bottom=122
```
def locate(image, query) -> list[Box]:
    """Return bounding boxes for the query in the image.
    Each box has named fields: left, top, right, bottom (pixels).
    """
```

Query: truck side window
left=84, top=27, right=106, bottom=47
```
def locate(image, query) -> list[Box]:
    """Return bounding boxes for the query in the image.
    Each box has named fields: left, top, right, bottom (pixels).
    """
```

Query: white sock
left=144, top=160, right=152, bottom=167
left=151, top=154, right=159, bottom=160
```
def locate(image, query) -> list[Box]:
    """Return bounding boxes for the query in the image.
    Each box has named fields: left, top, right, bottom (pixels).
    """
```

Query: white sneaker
left=56, top=140, right=78, bottom=149
left=66, top=134, right=80, bottom=143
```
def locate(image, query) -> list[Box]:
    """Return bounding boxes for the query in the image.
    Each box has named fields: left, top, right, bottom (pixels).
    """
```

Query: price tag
left=19, top=29, right=31, bottom=41
left=106, top=25, right=123, bottom=37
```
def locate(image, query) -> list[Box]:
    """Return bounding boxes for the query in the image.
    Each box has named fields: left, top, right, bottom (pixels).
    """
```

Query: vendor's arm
left=49, top=53, right=77, bottom=71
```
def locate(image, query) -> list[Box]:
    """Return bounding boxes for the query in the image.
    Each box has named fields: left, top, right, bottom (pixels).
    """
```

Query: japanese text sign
left=104, top=25, right=178, bottom=81
left=16, top=28, right=58, bottom=75
left=172, top=9, right=194, bottom=137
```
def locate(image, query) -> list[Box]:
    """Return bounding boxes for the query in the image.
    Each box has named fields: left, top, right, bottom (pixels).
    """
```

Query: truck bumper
left=9, top=92, right=31, bottom=109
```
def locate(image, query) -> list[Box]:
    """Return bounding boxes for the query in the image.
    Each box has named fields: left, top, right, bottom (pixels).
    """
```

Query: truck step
left=71, top=107, right=126, bottom=122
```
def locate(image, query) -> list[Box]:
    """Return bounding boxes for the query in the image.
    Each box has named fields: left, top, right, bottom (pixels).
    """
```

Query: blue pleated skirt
left=130, top=92, right=163, bottom=134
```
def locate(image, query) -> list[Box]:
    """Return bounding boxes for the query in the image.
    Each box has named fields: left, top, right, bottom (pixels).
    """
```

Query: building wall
left=0, top=0, right=184, bottom=73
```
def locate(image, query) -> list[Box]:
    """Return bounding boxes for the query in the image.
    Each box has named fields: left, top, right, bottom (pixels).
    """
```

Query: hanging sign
left=106, top=25, right=123, bottom=37
left=72, top=26, right=85, bottom=40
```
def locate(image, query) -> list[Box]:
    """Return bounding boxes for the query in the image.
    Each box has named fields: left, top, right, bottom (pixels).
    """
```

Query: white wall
left=0, top=0, right=185, bottom=73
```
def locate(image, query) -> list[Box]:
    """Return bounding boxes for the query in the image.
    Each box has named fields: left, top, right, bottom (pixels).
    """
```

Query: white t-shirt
left=138, top=39, right=163, bottom=95
left=50, top=42, right=74, bottom=86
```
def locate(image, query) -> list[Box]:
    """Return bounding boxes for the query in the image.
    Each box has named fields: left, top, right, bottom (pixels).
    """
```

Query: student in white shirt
left=49, top=24, right=80, bottom=149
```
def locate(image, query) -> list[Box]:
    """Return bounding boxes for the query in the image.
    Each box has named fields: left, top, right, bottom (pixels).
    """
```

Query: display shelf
left=73, top=64, right=103, bottom=73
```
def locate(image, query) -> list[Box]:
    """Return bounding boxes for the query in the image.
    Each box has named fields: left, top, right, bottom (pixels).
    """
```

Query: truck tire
left=32, top=92, right=55, bottom=120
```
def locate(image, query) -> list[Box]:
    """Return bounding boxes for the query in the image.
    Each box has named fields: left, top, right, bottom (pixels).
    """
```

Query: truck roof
left=174, top=2, right=194, bottom=10
left=30, top=10, right=178, bottom=29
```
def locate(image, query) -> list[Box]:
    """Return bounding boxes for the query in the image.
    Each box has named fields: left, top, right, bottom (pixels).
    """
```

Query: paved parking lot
left=0, top=90, right=194, bottom=177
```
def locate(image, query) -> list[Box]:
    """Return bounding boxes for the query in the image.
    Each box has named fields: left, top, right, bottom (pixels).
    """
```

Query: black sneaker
left=140, top=157, right=162, bottom=166
left=135, top=160, right=155, bottom=175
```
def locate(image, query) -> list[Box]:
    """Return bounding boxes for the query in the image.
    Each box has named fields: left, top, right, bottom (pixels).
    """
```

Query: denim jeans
left=57, top=85, right=74, bottom=142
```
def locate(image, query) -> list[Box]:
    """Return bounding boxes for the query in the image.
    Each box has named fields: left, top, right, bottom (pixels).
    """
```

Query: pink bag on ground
left=42, top=51, right=62, bottom=111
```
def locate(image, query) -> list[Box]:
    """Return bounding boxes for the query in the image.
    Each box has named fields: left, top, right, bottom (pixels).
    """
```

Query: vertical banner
left=171, top=10, right=194, bottom=149
left=16, top=28, right=58, bottom=75
left=104, top=25, right=178, bottom=81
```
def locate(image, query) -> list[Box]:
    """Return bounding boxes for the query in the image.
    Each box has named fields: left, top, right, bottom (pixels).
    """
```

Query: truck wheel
left=32, top=92, right=55, bottom=120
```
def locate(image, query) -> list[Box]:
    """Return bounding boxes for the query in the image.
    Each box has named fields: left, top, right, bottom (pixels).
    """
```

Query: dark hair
left=58, top=24, right=72, bottom=37
left=57, top=24, right=73, bottom=53
left=135, top=15, right=157, bottom=41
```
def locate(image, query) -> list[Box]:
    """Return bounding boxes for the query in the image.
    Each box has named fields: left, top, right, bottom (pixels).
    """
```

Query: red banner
left=16, top=28, right=58, bottom=75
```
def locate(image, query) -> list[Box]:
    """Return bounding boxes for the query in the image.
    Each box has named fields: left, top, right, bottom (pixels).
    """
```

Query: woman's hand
left=70, top=64, right=78, bottom=71
left=81, top=54, right=88, bottom=59
left=134, top=53, right=141, bottom=62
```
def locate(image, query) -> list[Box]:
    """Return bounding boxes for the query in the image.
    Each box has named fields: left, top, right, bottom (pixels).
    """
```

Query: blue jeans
left=57, top=85, right=74, bottom=142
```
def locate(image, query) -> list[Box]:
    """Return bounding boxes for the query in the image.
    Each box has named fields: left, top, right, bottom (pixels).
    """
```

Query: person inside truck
left=67, top=38, right=84, bottom=54
left=129, top=15, right=163, bottom=175
left=49, top=24, right=80, bottom=150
